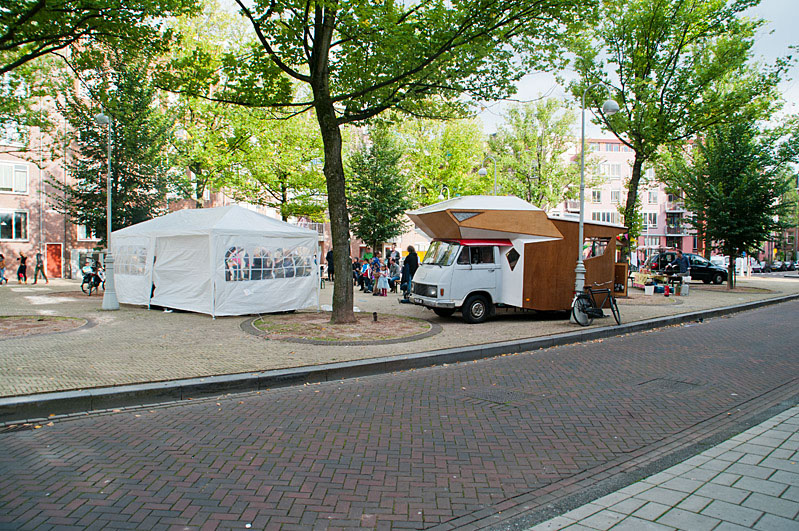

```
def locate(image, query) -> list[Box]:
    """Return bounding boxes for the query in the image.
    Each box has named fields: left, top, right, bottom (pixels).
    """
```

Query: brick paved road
left=1, top=301, right=798, bottom=530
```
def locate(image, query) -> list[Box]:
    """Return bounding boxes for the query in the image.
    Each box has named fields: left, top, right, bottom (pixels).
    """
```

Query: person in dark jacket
left=400, top=245, right=419, bottom=301
left=325, top=249, right=334, bottom=281
left=405, top=245, right=419, bottom=278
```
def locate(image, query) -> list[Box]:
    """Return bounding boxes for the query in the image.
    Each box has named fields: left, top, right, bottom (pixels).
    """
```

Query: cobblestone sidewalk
left=528, top=406, right=799, bottom=531
left=1, top=275, right=798, bottom=397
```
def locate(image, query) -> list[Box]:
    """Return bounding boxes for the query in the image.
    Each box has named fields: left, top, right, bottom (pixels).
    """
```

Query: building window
left=644, top=236, right=660, bottom=248
left=0, top=162, right=28, bottom=194
left=611, top=190, right=621, bottom=204
left=589, top=142, right=599, bottom=152
left=0, top=210, right=28, bottom=240
left=600, top=164, right=622, bottom=179
left=643, top=212, right=658, bottom=227
left=591, top=190, right=602, bottom=203
left=77, top=224, right=99, bottom=241
left=648, top=190, right=658, bottom=204
left=592, top=211, right=620, bottom=224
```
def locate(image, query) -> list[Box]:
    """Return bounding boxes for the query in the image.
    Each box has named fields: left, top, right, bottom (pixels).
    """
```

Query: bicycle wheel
left=81, top=280, right=91, bottom=294
left=572, top=296, right=594, bottom=326
left=610, top=296, right=621, bottom=325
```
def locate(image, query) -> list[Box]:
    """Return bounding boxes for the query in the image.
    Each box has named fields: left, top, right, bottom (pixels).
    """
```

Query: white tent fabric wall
left=110, top=205, right=319, bottom=317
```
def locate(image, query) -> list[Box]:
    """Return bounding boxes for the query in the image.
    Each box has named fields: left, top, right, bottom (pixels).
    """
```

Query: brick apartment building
left=0, top=124, right=102, bottom=281
left=550, top=137, right=695, bottom=266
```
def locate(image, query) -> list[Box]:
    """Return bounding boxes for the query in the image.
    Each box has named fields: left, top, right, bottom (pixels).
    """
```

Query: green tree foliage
left=0, top=0, right=197, bottom=76
left=488, top=98, right=581, bottom=209
left=659, top=118, right=798, bottom=288
left=226, top=112, right=326, bottom=221
left=159, top=3, right=264, bottom=205
left=347, top=125, right=413, bottom=256
left=159, top=0, right=594, bottom=323
left=397, top=118, right=488, bottom=205
left=0, top=58, right=51, bottom=147
left=169, top=99, right=248, bottom=206
left=569, top=0, right=787, bottom=259
left=49, top=53, right=172, bottom=244
left=0, top=0, right=197, bottom=135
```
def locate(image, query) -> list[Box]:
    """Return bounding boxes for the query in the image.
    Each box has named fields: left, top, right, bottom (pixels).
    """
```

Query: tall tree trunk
left=315, top=98, right=355, bottom=324
left=622, top=154, right=644, bottom=262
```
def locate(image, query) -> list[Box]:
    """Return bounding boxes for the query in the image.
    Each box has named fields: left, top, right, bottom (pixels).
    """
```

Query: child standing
left=376, top=263, right=390, bottom=296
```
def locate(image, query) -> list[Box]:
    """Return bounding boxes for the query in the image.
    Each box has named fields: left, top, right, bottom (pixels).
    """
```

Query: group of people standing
left=0, top=251, right=48, bottom=285
left=225, top=246, right=313, bottom=282
left=325, top=243, right=419, bottom=299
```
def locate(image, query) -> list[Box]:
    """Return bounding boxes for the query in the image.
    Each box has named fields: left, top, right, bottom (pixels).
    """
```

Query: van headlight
left=426, top=285, right=437, bottom=298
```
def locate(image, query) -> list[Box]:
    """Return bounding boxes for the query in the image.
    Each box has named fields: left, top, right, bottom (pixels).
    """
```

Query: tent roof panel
left=407, top=195, right=541, bottom=216
left=112, top=205, right=318, bottom=238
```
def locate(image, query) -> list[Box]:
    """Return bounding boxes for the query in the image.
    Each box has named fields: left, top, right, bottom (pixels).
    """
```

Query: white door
left=451, top=246, right=498, bottom=302
left=150, top=236, right=211, bottom=312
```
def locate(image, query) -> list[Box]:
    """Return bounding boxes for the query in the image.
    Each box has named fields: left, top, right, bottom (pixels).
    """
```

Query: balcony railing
left=665, top=225, right=690, bottom=235
left=566, top=200, right=580, bottom=212
left=666, top=201, right=686, bottom=212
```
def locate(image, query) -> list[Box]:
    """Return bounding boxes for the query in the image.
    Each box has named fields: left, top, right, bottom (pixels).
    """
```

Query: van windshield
left=422, top=241, right=461, bottom=266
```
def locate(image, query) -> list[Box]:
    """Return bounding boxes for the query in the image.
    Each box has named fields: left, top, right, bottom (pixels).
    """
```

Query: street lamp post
left=477, top=154, right=498, bottom=195
left=95, top=113, right=119, bottom=311
left=437, top=185, right=450, bottom=201
left=574, top=84, right=620, bottom=295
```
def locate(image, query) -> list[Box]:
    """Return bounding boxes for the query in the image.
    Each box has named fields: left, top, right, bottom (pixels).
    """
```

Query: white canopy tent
left=110, top=205, right=319, bottom=317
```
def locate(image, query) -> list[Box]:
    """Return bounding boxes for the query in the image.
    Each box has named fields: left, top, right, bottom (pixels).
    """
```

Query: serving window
left=582, top=237, right=610, bottom=259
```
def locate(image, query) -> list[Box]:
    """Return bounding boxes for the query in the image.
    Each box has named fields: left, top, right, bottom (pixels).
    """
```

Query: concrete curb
left=2, top=292, right=798, bottom=424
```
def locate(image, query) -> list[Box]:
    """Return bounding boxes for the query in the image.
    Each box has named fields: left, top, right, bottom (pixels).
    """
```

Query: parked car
left=772, top=260, right=785, bottom=272
left=786, top=260, right=796, bottom=271
left=751, top=261, right=764, bottom=273
left=642, top=251, right=728, bottom=284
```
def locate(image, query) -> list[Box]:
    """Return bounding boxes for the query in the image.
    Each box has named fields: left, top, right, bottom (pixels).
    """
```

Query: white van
left=406, top=196, right=626, bottom=323
left=410, top=240, right=510, bottom=323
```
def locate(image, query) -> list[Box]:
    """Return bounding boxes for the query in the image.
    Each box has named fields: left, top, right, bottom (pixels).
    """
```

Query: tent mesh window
left=225, top=245, right=315, bottom=282
left=115, top=246, right=147, bottom=275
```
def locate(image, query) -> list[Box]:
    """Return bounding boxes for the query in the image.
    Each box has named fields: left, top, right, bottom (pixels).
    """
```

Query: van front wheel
left=462, top=294, right=490, bottom=324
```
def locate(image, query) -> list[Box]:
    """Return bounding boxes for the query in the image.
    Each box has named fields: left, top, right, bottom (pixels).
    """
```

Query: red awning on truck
left=436, top=239, right=514, bottom=246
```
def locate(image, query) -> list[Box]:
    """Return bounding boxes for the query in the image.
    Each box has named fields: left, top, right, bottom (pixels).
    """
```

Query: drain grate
left=455, top=386, right=550, bottom=409
left=639, top=378, right=700, bottom=393
left=467, top=388, right=533, bottom=404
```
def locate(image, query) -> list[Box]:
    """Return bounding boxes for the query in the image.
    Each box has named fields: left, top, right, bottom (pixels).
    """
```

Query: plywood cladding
left=407, top=208, right=562, bottom=240
left=522, top=219, right=621, bottom=311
